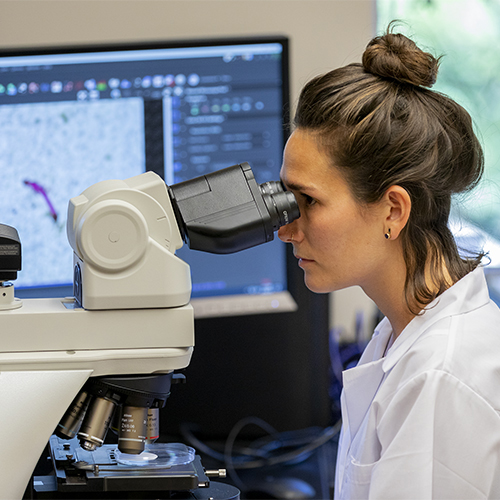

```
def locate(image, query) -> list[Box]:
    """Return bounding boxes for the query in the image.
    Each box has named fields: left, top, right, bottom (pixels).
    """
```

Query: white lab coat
left=335, top=267, right=500, bottom=500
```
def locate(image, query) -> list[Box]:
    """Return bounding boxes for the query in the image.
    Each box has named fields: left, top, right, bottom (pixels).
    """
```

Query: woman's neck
left=363, top=249, right=416, bottom=340
left=364, top=253, right=454, bottom=340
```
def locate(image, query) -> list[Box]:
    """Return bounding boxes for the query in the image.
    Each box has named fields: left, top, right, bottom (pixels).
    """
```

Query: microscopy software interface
left=0, top=40, right=288, bottom=297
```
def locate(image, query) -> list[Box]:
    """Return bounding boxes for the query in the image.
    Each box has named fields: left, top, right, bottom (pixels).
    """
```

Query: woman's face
left=278, top=129, right=388, bottom=294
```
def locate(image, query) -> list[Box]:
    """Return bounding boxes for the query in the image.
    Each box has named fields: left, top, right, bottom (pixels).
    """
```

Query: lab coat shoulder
left=377, top=267, right=500, bottom=411
left=376, top=297, right=500, bottom=414
left=444, top=299, right=500, bottom=411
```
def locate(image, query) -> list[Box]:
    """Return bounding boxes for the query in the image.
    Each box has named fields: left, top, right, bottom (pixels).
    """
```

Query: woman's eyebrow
left=281, top=179, right=317, bottom=194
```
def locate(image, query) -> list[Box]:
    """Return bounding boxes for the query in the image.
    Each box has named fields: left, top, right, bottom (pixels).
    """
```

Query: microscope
left=0, top=163, right=299, bottom=500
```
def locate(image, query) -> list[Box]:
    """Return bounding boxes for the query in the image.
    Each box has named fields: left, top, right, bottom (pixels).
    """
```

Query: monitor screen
left=0, top=36, right=295, bottom=316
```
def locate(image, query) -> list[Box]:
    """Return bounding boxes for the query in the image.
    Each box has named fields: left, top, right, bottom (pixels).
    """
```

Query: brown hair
left=294, top=26, right=484, bottom=314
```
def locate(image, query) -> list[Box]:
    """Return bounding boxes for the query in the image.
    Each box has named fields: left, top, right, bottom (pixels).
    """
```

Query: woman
left=278, top=27, right=500, bottom=499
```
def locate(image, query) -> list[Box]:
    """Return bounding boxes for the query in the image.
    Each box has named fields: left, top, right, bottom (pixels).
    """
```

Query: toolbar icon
left=188, top=73, right=200, bottom=86
left=153, top=75, right=164, bottom=88
left=85, top=79, right=96, bottom=91
left=29, top=82, right=40, bottom=94
left=109, top=78, right=120, bottom=89
left=51, top=81, right=63, bottom=93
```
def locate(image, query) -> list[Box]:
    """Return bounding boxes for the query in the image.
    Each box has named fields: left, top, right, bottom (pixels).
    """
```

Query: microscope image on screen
left=0, top=162, right=298, bottom=500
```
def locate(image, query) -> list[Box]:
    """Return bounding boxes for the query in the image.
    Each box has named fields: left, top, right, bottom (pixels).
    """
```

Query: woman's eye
left=302, top=194, right=316, bottom=207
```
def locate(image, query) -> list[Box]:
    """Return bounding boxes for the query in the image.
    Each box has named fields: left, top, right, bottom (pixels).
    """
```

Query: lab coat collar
left=382, top=266, right=490, bottom=372
left=340, top=305, right=394, bottom=439
left=341, top=357, right=386, bottom=439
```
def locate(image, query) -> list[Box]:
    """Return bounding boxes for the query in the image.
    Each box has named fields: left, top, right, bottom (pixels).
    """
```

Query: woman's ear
left=383, top=185, right=411, bottom=239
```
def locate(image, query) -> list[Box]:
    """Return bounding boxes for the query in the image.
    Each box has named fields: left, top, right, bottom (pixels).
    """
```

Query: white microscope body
left=0, top=172, right=193, bottom=500
left=0, top=163, right=299, bottom=499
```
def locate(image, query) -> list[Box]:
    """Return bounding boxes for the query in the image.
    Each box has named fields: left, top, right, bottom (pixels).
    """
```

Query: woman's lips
left=297, top=256, right=314, bottom=267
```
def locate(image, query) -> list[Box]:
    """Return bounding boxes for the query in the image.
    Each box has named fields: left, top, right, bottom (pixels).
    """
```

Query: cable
left=224, top=416, right=281, bottom=490
left=181, top=417, right=342, bottom=493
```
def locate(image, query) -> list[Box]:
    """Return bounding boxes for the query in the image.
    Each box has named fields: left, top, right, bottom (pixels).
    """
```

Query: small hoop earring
left=385, top=228, right=391, bottom=240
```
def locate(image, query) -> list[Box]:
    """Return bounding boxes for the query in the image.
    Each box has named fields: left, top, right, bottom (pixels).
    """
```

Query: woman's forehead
left=281, top=130, right=337, bottom=186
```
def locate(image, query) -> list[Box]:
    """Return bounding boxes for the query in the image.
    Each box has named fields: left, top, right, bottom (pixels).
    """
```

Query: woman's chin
left=303, top=274, right=334, bottom=294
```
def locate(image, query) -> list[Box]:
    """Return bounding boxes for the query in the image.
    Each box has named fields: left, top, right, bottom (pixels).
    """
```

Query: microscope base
left=32, top=476, right=240, bottom=499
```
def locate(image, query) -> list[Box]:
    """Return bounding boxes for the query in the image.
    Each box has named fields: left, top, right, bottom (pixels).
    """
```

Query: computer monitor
left=0, top=36, right=332, bottom=437
left=0, top=36, right=297, bottom=317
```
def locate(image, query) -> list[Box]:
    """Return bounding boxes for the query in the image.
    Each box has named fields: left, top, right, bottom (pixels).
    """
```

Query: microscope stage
left=32, top=435, right=234, bottom=497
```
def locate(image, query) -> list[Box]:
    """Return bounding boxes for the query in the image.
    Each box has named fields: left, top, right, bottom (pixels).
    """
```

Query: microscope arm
left=0, top=297, right=193, bottom=374
left=0, top=370, right=92, bottom=500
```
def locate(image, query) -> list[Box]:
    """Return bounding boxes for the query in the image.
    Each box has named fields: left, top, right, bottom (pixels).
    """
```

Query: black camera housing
left=168, top=162, right=299, bottom=254
left=0, top=224, right=21, bottom=282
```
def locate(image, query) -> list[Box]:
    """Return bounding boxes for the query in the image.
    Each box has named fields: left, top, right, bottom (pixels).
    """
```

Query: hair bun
left=362, top=30, right=440, bottom=88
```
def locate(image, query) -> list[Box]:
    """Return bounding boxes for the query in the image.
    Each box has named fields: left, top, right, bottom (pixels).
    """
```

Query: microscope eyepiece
left=259, top=181, right=299, bottom=231
left=168, top=162, right=300, bottom=254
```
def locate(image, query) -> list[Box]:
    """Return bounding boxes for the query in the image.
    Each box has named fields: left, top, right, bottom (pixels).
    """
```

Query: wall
left=0, top=0, right=378, bottom=340
left=0, top=0, right=375, bottom=104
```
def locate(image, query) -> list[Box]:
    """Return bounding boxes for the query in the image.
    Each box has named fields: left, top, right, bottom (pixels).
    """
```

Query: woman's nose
left=278, top=222, right=294, bottom=243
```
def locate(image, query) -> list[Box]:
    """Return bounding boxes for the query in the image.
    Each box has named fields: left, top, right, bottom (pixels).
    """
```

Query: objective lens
left=118, top=406, right=148, bottom=454
left=259, top=181, right=300, bottom=230
left=146, top=408, right=160, bottom=445
left=56, top=391, right=90, bottom=440
left=78, top=397, right=116, bottom=451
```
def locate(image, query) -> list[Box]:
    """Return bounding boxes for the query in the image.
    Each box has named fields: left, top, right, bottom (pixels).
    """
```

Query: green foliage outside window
left=377, top=0, right=500, bottom=239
